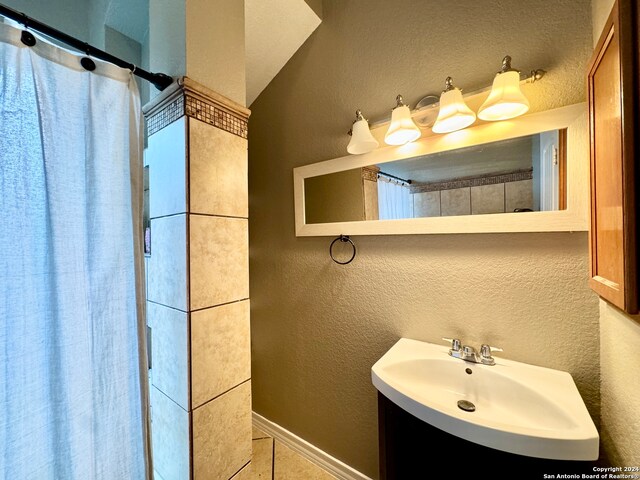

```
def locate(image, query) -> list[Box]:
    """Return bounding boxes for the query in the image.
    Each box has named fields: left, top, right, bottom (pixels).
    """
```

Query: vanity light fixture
left=478, top=55, right=531, bottom=121
left=355, top=56, right=546, bottom=143
left=431, top=77, right=476, bottom=134
left=384, top=95, right=422, bottom=145
left=347, top=110, right=379, bottom=155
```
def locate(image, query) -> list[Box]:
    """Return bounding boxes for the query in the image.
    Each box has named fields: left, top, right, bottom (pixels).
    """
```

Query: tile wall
left=145, top=80, right=251, bottom=480
left=413, top=179, right=534, bottom=217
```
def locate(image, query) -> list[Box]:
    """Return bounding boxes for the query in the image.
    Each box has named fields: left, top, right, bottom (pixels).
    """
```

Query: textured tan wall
left=248, top=1, right=599, bottom=476
left=305, top=170, right=365, bottom=224
left=149, top=0, right=246, bottom=105
left=599, top=301, right=640, bottom=465
left=592, top=0, right=615, bottom=42
left=303, top=0, right=322, bottom=18
left=591, top=0, right=640, bottom=466
left=186, top=0, right=246, bottom=106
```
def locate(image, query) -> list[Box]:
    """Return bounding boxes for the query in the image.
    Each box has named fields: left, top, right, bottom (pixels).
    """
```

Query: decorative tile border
left=361, top=166, right=380, bottom=182
left=410, top=168, right=533, bottom=194
left=147, top=95, right=185, bottom=137
left=185, top=95, right=248, bottom=139
left=144, top=77, right=250, bottom=139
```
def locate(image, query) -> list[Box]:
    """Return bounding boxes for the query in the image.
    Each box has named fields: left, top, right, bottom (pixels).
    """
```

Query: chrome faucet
left=442, top=338, right=502, bottom=366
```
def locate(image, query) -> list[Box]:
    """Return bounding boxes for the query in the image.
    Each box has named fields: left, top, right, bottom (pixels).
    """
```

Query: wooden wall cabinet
left=587, top=0, right=640, bottom=314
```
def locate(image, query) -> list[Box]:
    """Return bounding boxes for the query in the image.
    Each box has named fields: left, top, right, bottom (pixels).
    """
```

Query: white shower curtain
left=0, top=22, right=149, bottom=480
left=378, top=176, right=414, bottom=220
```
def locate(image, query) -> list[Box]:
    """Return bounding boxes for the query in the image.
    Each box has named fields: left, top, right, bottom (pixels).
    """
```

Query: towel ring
left=329, top=235, right=356, bottom=265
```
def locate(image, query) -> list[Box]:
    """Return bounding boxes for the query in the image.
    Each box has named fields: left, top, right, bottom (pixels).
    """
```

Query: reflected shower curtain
left=0, top=22, right=149, bottom=479
left=378, top=176, right=414, bottom=220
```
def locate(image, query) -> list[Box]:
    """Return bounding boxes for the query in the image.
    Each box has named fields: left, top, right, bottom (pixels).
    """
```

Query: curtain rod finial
left=152, top=73, right=174, bottom=91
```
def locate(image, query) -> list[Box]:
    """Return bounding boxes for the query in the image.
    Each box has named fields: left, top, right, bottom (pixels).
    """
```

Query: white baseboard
left=252, top=412, right=373, bottom=480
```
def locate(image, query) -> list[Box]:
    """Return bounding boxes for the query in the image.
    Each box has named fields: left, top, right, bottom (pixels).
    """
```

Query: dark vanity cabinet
left=378, top=393, right=595, bottom=480
left=587, top=0, right=640, bottom=314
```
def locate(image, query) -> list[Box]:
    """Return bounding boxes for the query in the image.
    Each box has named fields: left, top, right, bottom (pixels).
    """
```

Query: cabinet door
left=587, top=0, right=639, bottom=314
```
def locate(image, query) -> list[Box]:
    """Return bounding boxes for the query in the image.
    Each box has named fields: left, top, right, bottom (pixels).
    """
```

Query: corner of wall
left=598, top=299, right=640, bottom=464
left=591, top=0, right=616, bottom=46
left=303, top=0, right=323, bottom=20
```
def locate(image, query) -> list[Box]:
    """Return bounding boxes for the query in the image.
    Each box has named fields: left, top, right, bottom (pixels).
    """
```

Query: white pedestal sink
left=371, top=338, right=599, bottom=461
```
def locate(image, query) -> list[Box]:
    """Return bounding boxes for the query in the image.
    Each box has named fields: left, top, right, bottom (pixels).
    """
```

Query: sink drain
left=457, top=400, right=476, bottom=412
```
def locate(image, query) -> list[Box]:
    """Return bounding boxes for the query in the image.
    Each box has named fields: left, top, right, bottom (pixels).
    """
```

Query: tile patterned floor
left=154, top=425, right=337, bottom=480
left=233, top=426, right=337, bottom=480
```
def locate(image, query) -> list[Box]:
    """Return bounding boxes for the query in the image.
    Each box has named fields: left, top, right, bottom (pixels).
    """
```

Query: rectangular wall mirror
left=305, top=129, right=567, bottom=224
left=294, top=103, right=588, bottom=236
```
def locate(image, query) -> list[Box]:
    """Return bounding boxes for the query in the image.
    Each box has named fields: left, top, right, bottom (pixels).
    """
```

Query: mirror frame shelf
left=294, top=103, right=589, bottom=237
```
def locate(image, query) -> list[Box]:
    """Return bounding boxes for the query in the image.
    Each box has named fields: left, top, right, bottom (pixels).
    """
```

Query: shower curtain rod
left=0, top=3, right=173, bottom=91
left=378, top=171, right=412, bottom=185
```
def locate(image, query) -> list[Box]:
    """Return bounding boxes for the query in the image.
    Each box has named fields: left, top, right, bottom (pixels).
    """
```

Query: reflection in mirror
left=304, top=129, right=566, bottom=224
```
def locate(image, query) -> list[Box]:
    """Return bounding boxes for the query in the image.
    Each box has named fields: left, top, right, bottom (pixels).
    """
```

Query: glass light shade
left=478, top=70, right=530, bottom=121
left=431, top=88, right=476, bottom=134
left=347, top=119, right=379, bottom=154
left=384, top=105, right=421, bottom=145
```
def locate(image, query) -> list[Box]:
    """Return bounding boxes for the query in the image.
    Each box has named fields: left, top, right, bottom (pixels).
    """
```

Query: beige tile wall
left=188, top=115, right=251, bottom=478
left=146, top=88, right=250, bottom=480
left=471, top=184, right=505, bottom=214
left=191, top=300, right=251, bottom=408
left=148, top=118, right=188, bottom=218
left=412, top=181, right=534, bottom=218
left=440, top=187, right=471, bottom=216
left=189, top=215, right=249, bottom=310
left=192, top=382, right=252, bottom=480
left=147, top=214, right=188, bottom=311
left=413, top=191, right=441, bottom=217
left=505, top=179, right=534, bottom=212
left=150, top=386, right=191, bottom=480
left=148, top=121, right=191, bottom=480
left=147, top=302, right=189, bottom=409
left=362, top=178, right=379, bottom=221
left=147, top=111, right=191, bottom=479
left=189, top=119, right=248, bottom=217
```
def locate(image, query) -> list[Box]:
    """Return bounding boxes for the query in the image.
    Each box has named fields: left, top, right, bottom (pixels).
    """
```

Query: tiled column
left=145, top=77, right=251, bottom=480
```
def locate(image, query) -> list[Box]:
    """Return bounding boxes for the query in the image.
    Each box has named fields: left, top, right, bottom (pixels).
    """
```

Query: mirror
left=294, top=103, right=589, bottom=236
left=304, top=130, right=566, bottom=224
